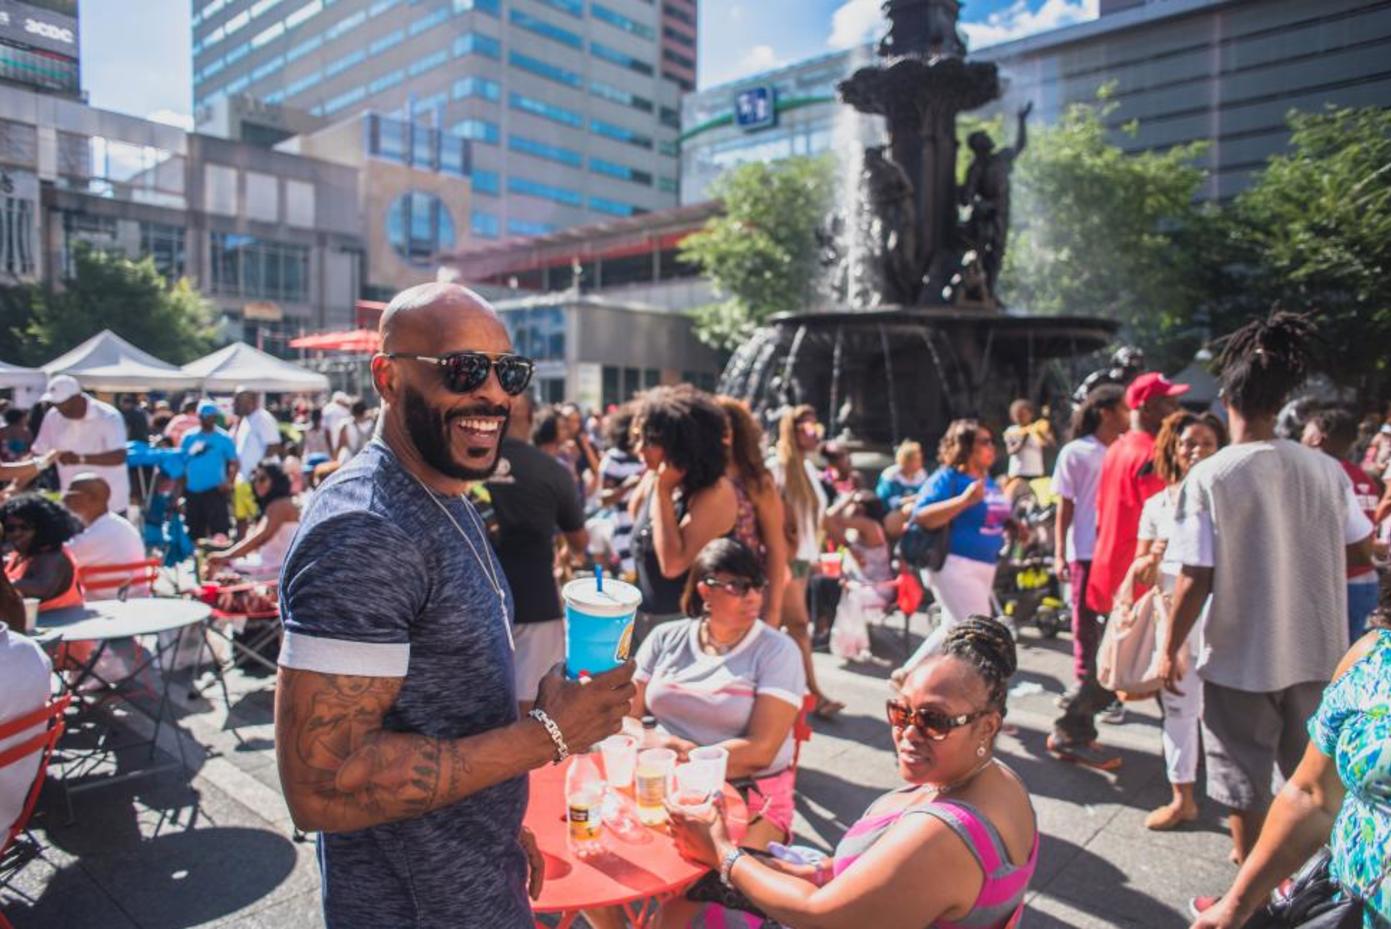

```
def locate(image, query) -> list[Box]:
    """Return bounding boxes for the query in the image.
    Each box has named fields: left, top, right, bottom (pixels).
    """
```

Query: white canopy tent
left=0, top=360, right=47, bottom=407
left=42, top=330, right=201, bottom=392
left=182, top=342, right=330, bottom=394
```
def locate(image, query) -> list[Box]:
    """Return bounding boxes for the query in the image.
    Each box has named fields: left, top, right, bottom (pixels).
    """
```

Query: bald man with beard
left=273, top=283, right=635, bottom=929
left=63, top=474, right=146, bottom=600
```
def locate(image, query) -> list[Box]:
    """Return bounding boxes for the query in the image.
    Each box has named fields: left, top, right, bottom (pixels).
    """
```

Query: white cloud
left=827, top=0, right=883, bottom=50
left=739, top=43, right=782, bottom=73
left=961, top=0, right=1099, bottom=49
left=146, top=108, right=194, bottom=131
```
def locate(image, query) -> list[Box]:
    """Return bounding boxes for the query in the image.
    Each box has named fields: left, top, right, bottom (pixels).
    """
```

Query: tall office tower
left=191, top=0, right=686, bottom=241
left=659, top=0, right=695, bottom=91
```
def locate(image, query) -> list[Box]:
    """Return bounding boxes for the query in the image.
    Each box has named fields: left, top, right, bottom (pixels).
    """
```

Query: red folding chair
left=791, top=692, right=817, bottom=771
left=0, top=693, right=71, bottom=929
left=77, top=557, right=161, bottom=601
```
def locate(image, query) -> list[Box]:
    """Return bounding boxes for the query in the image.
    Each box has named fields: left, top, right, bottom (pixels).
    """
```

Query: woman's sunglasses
left=886, top=700, right=990, bottom=741
left=385, top=351, right=535, bottom=396
left=703, top=577, right=766, bottom=597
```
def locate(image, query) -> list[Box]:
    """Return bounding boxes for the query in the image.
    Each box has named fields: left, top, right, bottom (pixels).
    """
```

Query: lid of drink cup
left=562, top=576, right=642, bottom=616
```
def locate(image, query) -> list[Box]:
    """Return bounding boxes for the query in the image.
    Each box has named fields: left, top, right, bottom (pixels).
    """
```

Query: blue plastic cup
left=562, top=576, right=642, bottom=679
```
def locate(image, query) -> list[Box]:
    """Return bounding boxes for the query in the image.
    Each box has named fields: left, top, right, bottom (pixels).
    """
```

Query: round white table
left=35, top=598, right=212, bottom=641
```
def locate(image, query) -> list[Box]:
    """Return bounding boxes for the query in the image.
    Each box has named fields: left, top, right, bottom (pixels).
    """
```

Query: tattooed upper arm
left=275, top=667, right=446, bottom=832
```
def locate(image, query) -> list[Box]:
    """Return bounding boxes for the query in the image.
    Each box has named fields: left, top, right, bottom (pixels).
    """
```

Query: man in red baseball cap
left=1048, top=371, right=1188, bottom=769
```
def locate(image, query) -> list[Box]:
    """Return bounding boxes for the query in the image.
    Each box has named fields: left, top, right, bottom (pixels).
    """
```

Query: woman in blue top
left=895, top=419, right=1010, bottom=680
left=1190, top=615, right=1390, bottom=928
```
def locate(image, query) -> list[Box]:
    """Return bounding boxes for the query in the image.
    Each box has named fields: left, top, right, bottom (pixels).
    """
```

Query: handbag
left=1241, top=847, right=1387, bottom=929
left=898, top=521, right=950, bottom=572
left=1096, top=562, right=1175, bottom=697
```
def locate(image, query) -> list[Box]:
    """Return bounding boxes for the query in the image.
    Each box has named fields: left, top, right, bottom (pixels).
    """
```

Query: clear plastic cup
left=671, top=763, right=715, bottom=814
left=599, top=734, right=638, bottom=792
left=562, top=575, right=642, bottom=679
left=687, top=745, right=729, bottom=793
left=635, top=747, right=676, bottom=825
left=22, top=598, right=39, bottom=634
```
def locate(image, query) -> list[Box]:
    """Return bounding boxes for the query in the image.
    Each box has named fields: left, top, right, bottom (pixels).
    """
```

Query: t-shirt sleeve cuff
left=278, top=630, right=410, bottom=677
left=756, top=686, right=805, bottom=709
left=634, top=669, right=653, bottom=683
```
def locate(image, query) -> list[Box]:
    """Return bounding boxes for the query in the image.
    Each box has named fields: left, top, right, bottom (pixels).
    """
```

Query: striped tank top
left=833, top=795, right=1038, bottom=929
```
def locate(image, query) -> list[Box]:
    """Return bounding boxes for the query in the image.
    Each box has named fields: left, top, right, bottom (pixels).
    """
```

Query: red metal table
left=526, top=756, right=749, bottom=929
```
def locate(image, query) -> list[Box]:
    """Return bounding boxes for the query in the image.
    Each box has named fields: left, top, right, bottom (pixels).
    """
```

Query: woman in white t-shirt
left=1134, top=410, right=1226, bottom=831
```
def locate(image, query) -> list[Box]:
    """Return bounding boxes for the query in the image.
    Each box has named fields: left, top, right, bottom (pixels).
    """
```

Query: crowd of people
left=0, top=286, right=1386, bottom=929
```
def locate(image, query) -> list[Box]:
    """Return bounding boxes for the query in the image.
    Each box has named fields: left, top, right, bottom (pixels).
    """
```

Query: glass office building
left=680, top=0, right=1391, bottom=204
left=191, top=0, right=689, bottom=239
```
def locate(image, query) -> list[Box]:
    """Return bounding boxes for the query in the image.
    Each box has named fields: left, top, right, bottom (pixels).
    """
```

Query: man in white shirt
left=29, top=375, right=130, bottom=514
left=63, top=474, right=147, bottom=600
left=232, top=387, right=283, bottom=479
left=321, top=390, right=352, bottom=440
left=0, top=572, right=53, bottom=838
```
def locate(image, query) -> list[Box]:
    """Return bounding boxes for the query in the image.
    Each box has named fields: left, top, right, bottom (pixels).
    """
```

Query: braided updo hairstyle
left=941, top=616, right=1019, bottom=717
left=1216, top=310, right=1319, bottom=418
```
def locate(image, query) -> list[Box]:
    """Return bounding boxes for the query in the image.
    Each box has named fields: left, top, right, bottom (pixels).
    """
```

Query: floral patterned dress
left=1309, top=630, right=1391, bottom=926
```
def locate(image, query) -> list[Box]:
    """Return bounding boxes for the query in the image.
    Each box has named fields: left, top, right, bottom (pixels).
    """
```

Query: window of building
left=408, top=49, right=449, bottom=76
left=205, top=164, right=238, bottom=215
left=659, top=106, right=680, bottom=129
left=140, top=222, right=186, bottom=280
left=453, top=75, right=500, bottom=101
left=285, top=0, right=322, bottom=29
left=210, top=233, right=310, bottom=303
left=286, top=179, right=315, bottom=227
left=590, top=158, right=652, bottom=186
left=369, top=0, right=400, bottom=13
left=252, top=55, right=285, bottom=81
left=509, top=176, right=581, bottom=207
left=324, top=85, right=366, bottom=114
left=286, top=33, right=321, bottom=60
left=0, top=45, right=80, bottom=95
left=662, top=48, right=695, bottom=70
left=589, top=196, right=641, bottom=217
left=473, top=168, right=499, bottom=195
left=509, top=92, right=583, bottom=128
left=454, top=0, right=500, bottom=14
left=409, top=6, right=449, bottom=35
left=508, top=51, right=581, bottom=88
left=510, top=134, right=583, bottom=168
left=246, top=171, right=280, bottom=223
left=386, top=191, right=457, bottom=265
left=369, top=69, right=405, bottom=94
left=591, top=41, right=654, bottom=76
left=440, top=135, right=469, bottom=176
left=657, top=176, right=677, bottom=193
left=453, top=118, right=499, bottom=144
left=0, top=191, right=34, bottom=278
left=663, top=25, right=695, bottom=48
left=509, top=9, right=582, bottom=48
left=369, top=29, right=404, bottom=53
left=601, top=365, right=661, bottom=407
left=285, top=70, right=322, bottom=96
left=504, top=306, right=566, bottom=361
left=658, top=139, right=678, bottom=157
left=662, top=71, right=694, bottom=92
left=252, top=21, right=284, bottom=48
left=454, top=31, right=501, bottom=59
left=592, top=4, right=655, bottom=40
left=591, top=119, right=653, bottom=149
left=326, top=9, right=367, bottom=39
left=471, top=209, right=499, bottom=238
left=599, top=252, right=655, bottom=288
left=662, top=3, right=694, bottom=27
left=508, top=218, right=556, bottom=237
left=534, top=0, right=582, bottom=17
left=590, top=80, right=653, bottom=113
left=326, top=49, right=365, bottom=77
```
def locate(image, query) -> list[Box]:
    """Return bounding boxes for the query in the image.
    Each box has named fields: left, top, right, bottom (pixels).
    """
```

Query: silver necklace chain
left=379, top=440, right=513, bottom=651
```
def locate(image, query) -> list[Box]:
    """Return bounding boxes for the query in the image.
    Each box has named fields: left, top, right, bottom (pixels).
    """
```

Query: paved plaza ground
left=3, top=614, right=1242, bottom=928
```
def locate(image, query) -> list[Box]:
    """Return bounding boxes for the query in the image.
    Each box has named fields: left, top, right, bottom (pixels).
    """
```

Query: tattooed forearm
left=274, top=667, right=543, bottom=833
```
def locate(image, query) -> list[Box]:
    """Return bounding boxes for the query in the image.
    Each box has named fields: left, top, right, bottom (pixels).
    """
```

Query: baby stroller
left=994, top=477, right=1068, bottom=638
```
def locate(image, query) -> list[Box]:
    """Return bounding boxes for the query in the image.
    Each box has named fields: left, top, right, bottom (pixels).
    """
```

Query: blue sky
left=80, top=0, right=1098, bottom=124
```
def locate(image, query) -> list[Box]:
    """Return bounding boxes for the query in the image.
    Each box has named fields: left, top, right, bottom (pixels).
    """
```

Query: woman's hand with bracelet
left=668, top=795, right=736, bottom=869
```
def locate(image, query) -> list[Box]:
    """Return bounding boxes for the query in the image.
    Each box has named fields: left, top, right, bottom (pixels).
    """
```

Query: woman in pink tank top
left=668, top=616, right=1038, bottom=929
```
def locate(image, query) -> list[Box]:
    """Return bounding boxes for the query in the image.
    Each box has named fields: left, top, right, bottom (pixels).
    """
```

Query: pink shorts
left=742, top=768, right=796, bottom=838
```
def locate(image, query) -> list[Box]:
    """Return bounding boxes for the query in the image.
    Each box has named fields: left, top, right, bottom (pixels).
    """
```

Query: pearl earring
left=976, top=744, right=987, bottom=758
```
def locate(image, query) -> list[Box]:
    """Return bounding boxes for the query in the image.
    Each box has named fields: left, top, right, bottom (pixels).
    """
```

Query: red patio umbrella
left=289, top=329, right=381, bottom=353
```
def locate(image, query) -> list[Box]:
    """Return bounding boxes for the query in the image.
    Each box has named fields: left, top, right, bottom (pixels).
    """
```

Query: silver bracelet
left=720, top=848, right=747, bottom=888
left=528, top=708, right=569, bottom=763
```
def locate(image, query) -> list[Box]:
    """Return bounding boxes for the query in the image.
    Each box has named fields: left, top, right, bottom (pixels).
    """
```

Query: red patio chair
left=0, top=693, right=71, bottom=929
left=77, top=557, right=161, bottom=601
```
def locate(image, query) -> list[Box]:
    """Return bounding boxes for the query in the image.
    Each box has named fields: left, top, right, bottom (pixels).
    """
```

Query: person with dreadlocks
left=1161, top=311, right=1375, bottom=884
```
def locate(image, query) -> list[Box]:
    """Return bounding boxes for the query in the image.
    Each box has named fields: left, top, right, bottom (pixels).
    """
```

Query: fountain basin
left=719, top=308, right=1117, bottom=452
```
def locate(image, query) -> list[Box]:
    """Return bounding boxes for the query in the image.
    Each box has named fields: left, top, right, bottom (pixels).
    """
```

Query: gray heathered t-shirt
left=277, top=441, right=529, bottom=929
left=1169, top=439, right=1371, bottom=693
left=635, top=619, right=806, bottom=777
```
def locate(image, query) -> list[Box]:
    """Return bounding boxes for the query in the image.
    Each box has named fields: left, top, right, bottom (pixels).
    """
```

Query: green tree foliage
left=22, top=245, right=216, bottom=365
left=680, top=156, right=835, bottom=350
left=1000, top=92, right=1213, bottom=370
left=1224, top=106, right=1391, bottom=391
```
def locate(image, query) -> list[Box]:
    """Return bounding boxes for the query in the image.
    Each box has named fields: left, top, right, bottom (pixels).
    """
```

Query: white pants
left=901, top=555, right=997, bottom=671
left=1160, top=634, right=1203, bottom=784
left=513, top=618, right=565, bottom=703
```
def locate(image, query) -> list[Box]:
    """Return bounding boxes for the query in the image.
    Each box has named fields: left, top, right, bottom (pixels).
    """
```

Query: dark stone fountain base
left=719, top=308, right=1117, bottom=452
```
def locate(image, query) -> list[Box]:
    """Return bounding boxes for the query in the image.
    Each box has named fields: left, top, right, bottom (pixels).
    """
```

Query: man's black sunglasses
left=385, top=351, right=535, bottom=396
